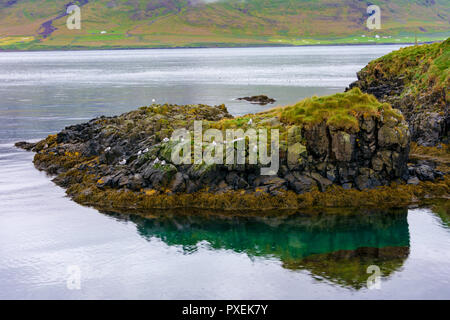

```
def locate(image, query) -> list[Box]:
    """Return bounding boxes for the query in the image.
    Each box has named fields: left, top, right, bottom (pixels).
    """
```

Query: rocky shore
left=16, top=88, right=449, bottom=213
left=348, top=38, right=449, bottom=147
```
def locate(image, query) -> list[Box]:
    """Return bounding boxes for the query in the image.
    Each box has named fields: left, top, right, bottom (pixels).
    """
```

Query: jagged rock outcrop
left=287, top=106, right=411, bottom=191
left=349, top=38, right=449, bottom=146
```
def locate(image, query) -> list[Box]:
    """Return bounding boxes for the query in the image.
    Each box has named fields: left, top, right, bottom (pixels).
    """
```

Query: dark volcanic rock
left=408, top=161, right=443, bottom=182
left=17, top=91, right=435, bottom=210
left=348, top=39, right=449, bottom=146
left=237, top=95, right=276, bottom=105
left=14, top=141, right=36, bottom=151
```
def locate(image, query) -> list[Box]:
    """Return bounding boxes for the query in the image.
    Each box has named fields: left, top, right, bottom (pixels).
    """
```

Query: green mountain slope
left=0, top=0, right=449, bottom=49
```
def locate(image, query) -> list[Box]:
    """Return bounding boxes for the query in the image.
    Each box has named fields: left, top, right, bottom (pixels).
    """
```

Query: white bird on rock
left=143, top=148, right=149, bottom=153
left=137, top=150, right=142, bottom=156
left=119, top=159, right=126, bottom=165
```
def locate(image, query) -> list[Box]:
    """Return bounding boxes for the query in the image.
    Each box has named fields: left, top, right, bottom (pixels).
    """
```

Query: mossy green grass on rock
left=350, top=38, right=449, bottom=146
left=274, top=88, right=403, bottom=133
left=365, top=38, right=449, bottom=102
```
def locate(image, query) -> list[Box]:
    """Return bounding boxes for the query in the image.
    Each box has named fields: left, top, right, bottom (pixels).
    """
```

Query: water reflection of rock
left=104, top=209, right=410, bottom=289
left=285, top=246, right=409, bottom=289
left=431, top=200, right=450, bottom=229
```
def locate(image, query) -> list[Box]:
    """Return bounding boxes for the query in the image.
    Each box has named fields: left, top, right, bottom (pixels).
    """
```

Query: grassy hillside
left=360, top=38, right=449, bottom=103
left=0, top=0, right=449, bottom=50
left=349, top=38, right=449, bottom=146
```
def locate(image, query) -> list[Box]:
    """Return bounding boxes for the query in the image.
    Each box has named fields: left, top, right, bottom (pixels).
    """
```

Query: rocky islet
left=15, top=87, right=448, bottom=212
left=237, top=95, right=276, bottom=105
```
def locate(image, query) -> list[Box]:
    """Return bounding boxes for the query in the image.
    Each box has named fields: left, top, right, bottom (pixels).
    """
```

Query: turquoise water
left=0, top=46, right=449, bottom=299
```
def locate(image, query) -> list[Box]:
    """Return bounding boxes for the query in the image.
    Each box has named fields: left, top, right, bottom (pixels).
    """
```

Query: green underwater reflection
left=430, top=200, right=450, bottom=229
left=104, top=209, right=411, bottom=289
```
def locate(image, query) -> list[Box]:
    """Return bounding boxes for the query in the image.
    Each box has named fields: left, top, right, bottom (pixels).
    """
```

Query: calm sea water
left=0, top=46, right=449, bottom=299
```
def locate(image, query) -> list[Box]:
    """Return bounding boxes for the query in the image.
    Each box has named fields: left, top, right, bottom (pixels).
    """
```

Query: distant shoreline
left=0, top=41, right=434, bottom=53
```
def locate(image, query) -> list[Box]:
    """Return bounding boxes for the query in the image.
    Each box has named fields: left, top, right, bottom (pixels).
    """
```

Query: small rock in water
left=237, top=95, right=276, bottom=105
